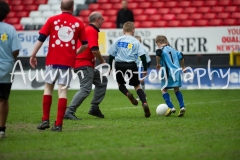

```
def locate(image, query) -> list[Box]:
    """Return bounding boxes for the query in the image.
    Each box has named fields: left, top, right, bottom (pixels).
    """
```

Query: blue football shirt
left=108, top=35, right=145, bottom=62
left=0, top=22, right=22, bottom=83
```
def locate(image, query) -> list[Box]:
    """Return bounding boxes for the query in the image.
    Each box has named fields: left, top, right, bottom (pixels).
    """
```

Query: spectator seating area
left=4, top=0, right=240, bottom=30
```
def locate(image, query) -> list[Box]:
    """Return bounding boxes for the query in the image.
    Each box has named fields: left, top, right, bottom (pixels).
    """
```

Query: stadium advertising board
left=17, top=26, right=240, bottom=57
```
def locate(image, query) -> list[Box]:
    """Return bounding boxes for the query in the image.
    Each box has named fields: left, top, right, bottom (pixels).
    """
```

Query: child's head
left=134, top=36, right=141, bottom=43
left=155, top=35, right=168, bottom=47
left=123, top=21, right=135, bottom=36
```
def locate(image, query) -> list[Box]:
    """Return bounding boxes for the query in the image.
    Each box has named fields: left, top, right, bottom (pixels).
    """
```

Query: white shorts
left=44, top=65, right=72, bottom=87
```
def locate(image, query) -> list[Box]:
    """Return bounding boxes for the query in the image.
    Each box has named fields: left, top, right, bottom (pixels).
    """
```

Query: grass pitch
left=0, top=89, right=240, bottom=160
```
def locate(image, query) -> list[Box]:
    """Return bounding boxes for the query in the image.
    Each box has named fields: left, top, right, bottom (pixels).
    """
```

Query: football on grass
left=156, top=104, right=168, bottom=116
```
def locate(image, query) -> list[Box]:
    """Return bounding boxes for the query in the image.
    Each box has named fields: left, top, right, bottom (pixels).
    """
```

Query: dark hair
left=0, top=0, right=10, bottom=21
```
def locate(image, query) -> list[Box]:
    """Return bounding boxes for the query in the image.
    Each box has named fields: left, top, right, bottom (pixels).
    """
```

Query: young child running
left=108, top=21, right=151, bottom=118
left=155, top=35, right=186, bottom=117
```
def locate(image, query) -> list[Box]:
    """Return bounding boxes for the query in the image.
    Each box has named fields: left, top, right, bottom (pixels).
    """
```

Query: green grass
left=0, top=89, right=240, bottom=160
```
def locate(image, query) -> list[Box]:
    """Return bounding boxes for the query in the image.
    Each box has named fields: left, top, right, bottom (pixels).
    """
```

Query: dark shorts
left=115, top=62, right=140, bottom=86
left=0, top=83, right=12, bottom=99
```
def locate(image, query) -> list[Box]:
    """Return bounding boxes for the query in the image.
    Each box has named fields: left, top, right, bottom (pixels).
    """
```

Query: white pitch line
left=109, top=99, right=240, bottom=110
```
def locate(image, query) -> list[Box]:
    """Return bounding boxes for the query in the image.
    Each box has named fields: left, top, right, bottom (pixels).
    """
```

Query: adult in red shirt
left=29, top=0, right=88, bottom=132
left=64, top=11, right=107, bottom=120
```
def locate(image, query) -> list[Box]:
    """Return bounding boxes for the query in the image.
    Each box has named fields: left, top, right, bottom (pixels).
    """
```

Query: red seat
left=217, top=0, right=231, bottom=6
left=79, top=10, right=92, bottom=17
left=211, top=6, right=224, bottom=13
left=171, top=8, right=183, bottom=14
left=26, top=5, right=38, bottom=11
left=181, top=20, right=194, bottom=27
left=222, top=19, right=237, bottom=26
left=112, top=3, right=122, bottom=10
left=11, top=0, right=22, bottom=5
left=100, top=3, right=112, bottom=10
left=134, top=0, right=146, bottom=2
left=175, top=14, right=189, bottom=20
left=108, top=16, right=116, bottom=22
left=101, top=22, right=115, bottom=28
left=162, top=14, right=175, bottom=20
left=12, top=5, right=25, bottom=11
left=134, top=21, right=140, bottom=28
left=13, top=24, right=23, bottom=30
left=204, top=0, right=218, bottom=6
left=22, top=0, right=35, bottom=5
left=5, top=18, right=20, bottom=24
left=133, top=9, right=143, bottom=15
left=151, top=2, right=164, bottom=8
left=197, top=7, right=210, bottom=13
left=128, top=3, right=138, bottom=9
left=157, top=8, right=170, bottom=14
left=232, top=13, right=240, bottom=19
left=188, top=13, right=202, bottom=20
left=139, top=21, right=153, bottom=28
left=135, top=15, right=147, bottom=21
left=208, top=19, right=223, bottom=26
left=194, top=20, right=208, bottom=26
left=35, top=0, right=48, bottom=4
left=75, top=16, right=84, bottom=22
left=148, top=15, right=161, bottom=21
left=224, top=6, right=238, bottom=12
left=153, top=21, right=167, bottom=27
left=168, top=20, right=180, bottom=27
left=203, top=13, right=216, bottom=19
left=108, top=0, right=121, bottom=2
left=217, top=13, right=230, bottom=19
left=97, top=0, right=109, bottom=3
left=88, top=4, right=100, bottom=10
left=177, top=1, right=191, bottom=7
left=237, top=19, right=240, bottom=25
left=7, top=12, right=16, bottom=18
left=104, top=9, right=118, bottom=16
left=138, top=2, right=151, bottom=8
left=143, top=8, right=157, bottom=15
left=164, top=1, right=177, bottom=8
left=183, top=7, right=196, bottom=14
left=16, top=11, right=29, bottom=18
left=232, top=0, right=240, bottom=5
left=191, top=1, right=204, bottom=7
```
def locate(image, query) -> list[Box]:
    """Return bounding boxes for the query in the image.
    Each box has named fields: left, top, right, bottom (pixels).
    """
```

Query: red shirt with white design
left=40, top=12, right=87, bottom=67
left=75, top=24, right=99, bottom=69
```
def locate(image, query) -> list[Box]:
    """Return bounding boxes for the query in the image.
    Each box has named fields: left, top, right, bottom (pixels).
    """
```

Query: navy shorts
left=115, top=62, right=140, bottom=86
left=0, top=83, right=12, bottom=99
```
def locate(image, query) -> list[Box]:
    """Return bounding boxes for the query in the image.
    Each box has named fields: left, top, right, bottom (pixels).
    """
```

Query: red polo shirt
left=40, top=12, right=88, bottom=67
left=75, top=24, right=99, bottom=69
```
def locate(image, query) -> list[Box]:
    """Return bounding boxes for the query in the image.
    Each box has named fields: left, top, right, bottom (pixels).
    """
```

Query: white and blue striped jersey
left=108, top=35, right=145, bottom=62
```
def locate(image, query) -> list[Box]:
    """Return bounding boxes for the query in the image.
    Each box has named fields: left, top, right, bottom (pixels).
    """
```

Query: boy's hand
left=156, top=64, right=161, bottom=71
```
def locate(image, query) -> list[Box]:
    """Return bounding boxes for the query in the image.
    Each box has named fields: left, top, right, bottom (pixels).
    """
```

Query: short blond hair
left=134, top=36, right=141, bottom=43
left=155, top=35, right=168, bottom=44
left=123, top=21, right=135, bottom=32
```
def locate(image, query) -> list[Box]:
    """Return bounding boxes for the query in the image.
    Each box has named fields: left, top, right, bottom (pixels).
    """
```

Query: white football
left=156, top=104, right=168, bottom=116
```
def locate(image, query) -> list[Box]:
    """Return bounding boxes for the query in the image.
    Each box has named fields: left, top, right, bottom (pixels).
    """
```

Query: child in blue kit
left=155, top=35, right=186, bottom=117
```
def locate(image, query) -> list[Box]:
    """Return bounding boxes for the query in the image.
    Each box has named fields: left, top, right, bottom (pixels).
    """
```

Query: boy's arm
left=156, top=49, right=162, bottom=71
left=108, top=55, right=115, bottom=70
left=140, top=54, right=147, bottom=71
left=180, top=58, right=186, bottom=73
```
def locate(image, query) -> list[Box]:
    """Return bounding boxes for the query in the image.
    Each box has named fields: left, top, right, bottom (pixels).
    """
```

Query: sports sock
left=137, top=89, right=146, bottom=104
left=42, top=95, right=52, bottom=121
left=56, top=98, right=67, bottom=126
left=119, top=84, right=129, bottom=96
left=0, top=126, right=6, bottom=132
left=175, top=91, right=185, bottom=108
left=141, top=81, right=145, bottom=92
left=162, top=93, right=174, bottom=108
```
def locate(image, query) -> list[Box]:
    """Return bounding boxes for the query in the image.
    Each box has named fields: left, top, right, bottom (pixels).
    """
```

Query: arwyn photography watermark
left=10, top=59, right=231, bottom=89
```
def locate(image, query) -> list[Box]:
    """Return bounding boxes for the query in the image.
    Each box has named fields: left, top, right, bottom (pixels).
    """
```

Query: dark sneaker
left=127, top=92, right=138, bottom=106
left=37, top=120, right=50, bottom=130
left=88, top=107, right=104, bottom=118
left=64, top=112, right=82, bottom=120
left=51, top=125, right=62, bottom=132
left=142, top=103, right=151, bottom=118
